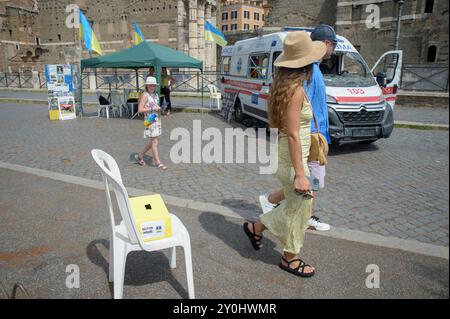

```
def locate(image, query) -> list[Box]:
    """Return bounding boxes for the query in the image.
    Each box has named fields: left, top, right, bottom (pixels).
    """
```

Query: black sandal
left=243, top=222, right=263, bottom=250
left=279, top=257, right=315, bottom=278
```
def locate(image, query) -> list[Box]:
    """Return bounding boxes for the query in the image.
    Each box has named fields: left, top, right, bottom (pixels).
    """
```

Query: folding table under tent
left=79, top=41, right=204, bottom=115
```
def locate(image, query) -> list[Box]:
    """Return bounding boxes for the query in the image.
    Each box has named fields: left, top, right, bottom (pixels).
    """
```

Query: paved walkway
left=0, top=168, right=448, bottom=299
left=0, top=102, right=448, bottom=247
left=0, top=90, right=208, bottom=110
left=395, top=105, right=449, bottom=125
left=0, top=89, right=449, bottom=125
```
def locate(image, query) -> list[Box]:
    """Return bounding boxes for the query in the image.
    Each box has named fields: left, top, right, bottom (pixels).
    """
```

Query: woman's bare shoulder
left=289, top=86, right=306, bottom=106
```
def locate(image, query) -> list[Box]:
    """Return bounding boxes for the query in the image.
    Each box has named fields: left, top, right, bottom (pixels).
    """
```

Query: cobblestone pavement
left=395, top=105, right=449, bottom=125
left=0, top=102, right=448, bottom=246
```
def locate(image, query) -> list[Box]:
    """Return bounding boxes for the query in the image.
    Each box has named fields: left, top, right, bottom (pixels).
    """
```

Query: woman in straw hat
left=243, top=32, right=326, bottom=277
left=135, top=76, right=167, bottom=170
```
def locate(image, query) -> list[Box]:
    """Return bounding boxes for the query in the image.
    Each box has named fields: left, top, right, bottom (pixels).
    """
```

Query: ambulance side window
left=248, top=53, right=270, bottom=80
left=272, top=51, right=282, bottom=76
left=372, top=54, right=399, bottom=84
left=221, top=57, right=231, bottom=75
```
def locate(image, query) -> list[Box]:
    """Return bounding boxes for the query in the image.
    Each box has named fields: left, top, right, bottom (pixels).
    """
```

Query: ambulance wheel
left=234, top=99, right=244, bottom=123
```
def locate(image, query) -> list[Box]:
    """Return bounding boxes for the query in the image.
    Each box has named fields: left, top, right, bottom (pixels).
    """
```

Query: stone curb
left=0, top=161, right=448, bottom=260
left=394, top=121, right=449, bottom=131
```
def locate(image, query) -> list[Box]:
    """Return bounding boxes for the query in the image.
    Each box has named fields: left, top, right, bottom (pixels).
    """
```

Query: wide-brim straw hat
left=145, top=76, right=159, bottom=86
left=274, top=31, right=327, bottom=69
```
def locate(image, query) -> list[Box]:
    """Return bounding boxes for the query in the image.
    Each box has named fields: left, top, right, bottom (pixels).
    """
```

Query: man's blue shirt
left=305, top=62, right=331, bottom=144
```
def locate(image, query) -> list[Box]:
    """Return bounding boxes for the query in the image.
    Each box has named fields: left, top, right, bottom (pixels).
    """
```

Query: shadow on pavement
left=129, top=152, right=153, bottom=166
left=198, top=212, right=281, bottom=266
left=329, top=141, right=380, bottom=156
left=220, top=199, right=261, bottom=220
left=86, top=239, right=189, bottom=299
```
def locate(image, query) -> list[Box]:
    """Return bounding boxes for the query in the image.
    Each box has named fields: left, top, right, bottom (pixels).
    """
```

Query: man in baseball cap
left=311, top=24, right=342, bottom=60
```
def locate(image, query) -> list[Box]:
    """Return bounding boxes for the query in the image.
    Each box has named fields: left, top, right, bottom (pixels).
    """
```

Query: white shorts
left=308, top=161, right=326, bottom=189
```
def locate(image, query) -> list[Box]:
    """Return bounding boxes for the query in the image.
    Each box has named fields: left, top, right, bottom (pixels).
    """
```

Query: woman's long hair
left=268, top=65, right=313, bottom=133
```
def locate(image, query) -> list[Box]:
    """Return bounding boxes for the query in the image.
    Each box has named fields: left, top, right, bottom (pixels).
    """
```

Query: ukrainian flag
left=205, top=21, right=227, bottom=47
left=79, top=11, right=102, bottom=55
left=133, top=20, right=145, bottom=45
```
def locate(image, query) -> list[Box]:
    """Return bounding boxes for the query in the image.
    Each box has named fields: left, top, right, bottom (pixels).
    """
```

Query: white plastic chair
left=110, top=90, right=126, bottom=118
left=91, top=149, right=195, bottom=299
left=207, top=84, right=222, bottom=110
left=96, top=91, right=113, bottom=119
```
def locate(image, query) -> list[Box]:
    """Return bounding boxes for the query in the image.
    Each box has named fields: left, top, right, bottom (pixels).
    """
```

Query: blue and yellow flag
left=205, top=21, right=227, bottom=47
left=133, top=20, right=145, bottom=45
left=79, top=11, right=102, bottom=55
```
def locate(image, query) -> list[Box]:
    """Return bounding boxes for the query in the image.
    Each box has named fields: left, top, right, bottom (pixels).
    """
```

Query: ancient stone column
left=189, top=0, right=199, bottom=60
left=205, top=2, right=217, bottom=73
left=177, top=0, right=187, bottom=53
left=198, top=1, right=206, bottom=67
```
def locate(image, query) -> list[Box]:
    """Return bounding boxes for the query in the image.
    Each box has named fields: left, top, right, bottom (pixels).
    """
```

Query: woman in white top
left=135, top=77, right=167, bottom=170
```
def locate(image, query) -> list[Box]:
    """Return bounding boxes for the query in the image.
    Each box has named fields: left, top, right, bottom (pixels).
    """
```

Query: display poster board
left=45, top=64, right=76, bottom=120
left=58, top=96, right=76, bottom=121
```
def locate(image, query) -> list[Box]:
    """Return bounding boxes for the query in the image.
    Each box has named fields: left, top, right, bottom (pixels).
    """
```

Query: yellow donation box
left=129, top=194, right=172, bottom=243
left=49, top=110, right=60, bottom=121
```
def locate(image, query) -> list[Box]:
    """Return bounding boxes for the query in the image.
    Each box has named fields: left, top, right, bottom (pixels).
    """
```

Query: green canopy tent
left=79, top=41, right=204, bottom=115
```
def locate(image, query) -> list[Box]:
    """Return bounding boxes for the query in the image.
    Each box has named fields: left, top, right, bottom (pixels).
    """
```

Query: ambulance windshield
left=321, top=52, right=377, bottom=87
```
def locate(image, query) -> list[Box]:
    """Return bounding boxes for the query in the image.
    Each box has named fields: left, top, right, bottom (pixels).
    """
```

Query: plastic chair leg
left=108, top=235, right=114, bottom=283
left=169, top=247, right=177, bottom=269
left=113, top=240, right=127, bottom=299
left=106, top=107, right=110, bottom=119
left=183, top=241, right=195, bottom=299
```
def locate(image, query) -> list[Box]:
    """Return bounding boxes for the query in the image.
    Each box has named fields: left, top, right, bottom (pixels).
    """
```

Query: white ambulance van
left=219, top=27, right=403, bottom=144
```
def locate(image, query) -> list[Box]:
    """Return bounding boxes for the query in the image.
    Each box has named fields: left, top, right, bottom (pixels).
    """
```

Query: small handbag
left=308, top=111, right=329, bottom=166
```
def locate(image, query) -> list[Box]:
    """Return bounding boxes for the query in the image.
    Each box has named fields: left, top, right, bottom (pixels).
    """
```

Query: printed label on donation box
left=141, top=221, right=166, bottom=241
left=129, top=194, right=172, bottom=243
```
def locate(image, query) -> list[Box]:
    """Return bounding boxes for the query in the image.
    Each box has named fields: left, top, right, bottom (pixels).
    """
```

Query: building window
left=427, top=45, right=438, bottom=62
left=36, top=37, right=40, bottom=45
left=262, top=14, right=265, bottom=21
left=254, top=25, right=259, bottom=31
left=222, top=25, right=228, bottom=32
left=244, top=11, right=250, bottom=19
left=425, top=0, right=434, bottom=13
left=9, top=29, right=12, bottom=37
left=222, top=12, right=228, bottom=20
left=244, top=24, right=250, bottom=30
left=254, top=12, right=260, bottom=21
left=231, top=11, right=238, bottom=19
left=231, top=24, right=238, bottom=31
left=58, top=34, right=62, bottom=41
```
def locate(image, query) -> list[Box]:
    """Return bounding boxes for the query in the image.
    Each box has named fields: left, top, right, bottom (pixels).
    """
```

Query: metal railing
left=401, top=64, right=449, bottom=92
left=0, top=70, right=221, bottom=93
left=0, top=72, right=34, bottom=89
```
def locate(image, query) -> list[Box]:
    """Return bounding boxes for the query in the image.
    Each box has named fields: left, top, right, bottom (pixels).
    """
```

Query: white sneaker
left=307, top=216, right=331, bottom=231
left=259, top=194, right=276, bottom=214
